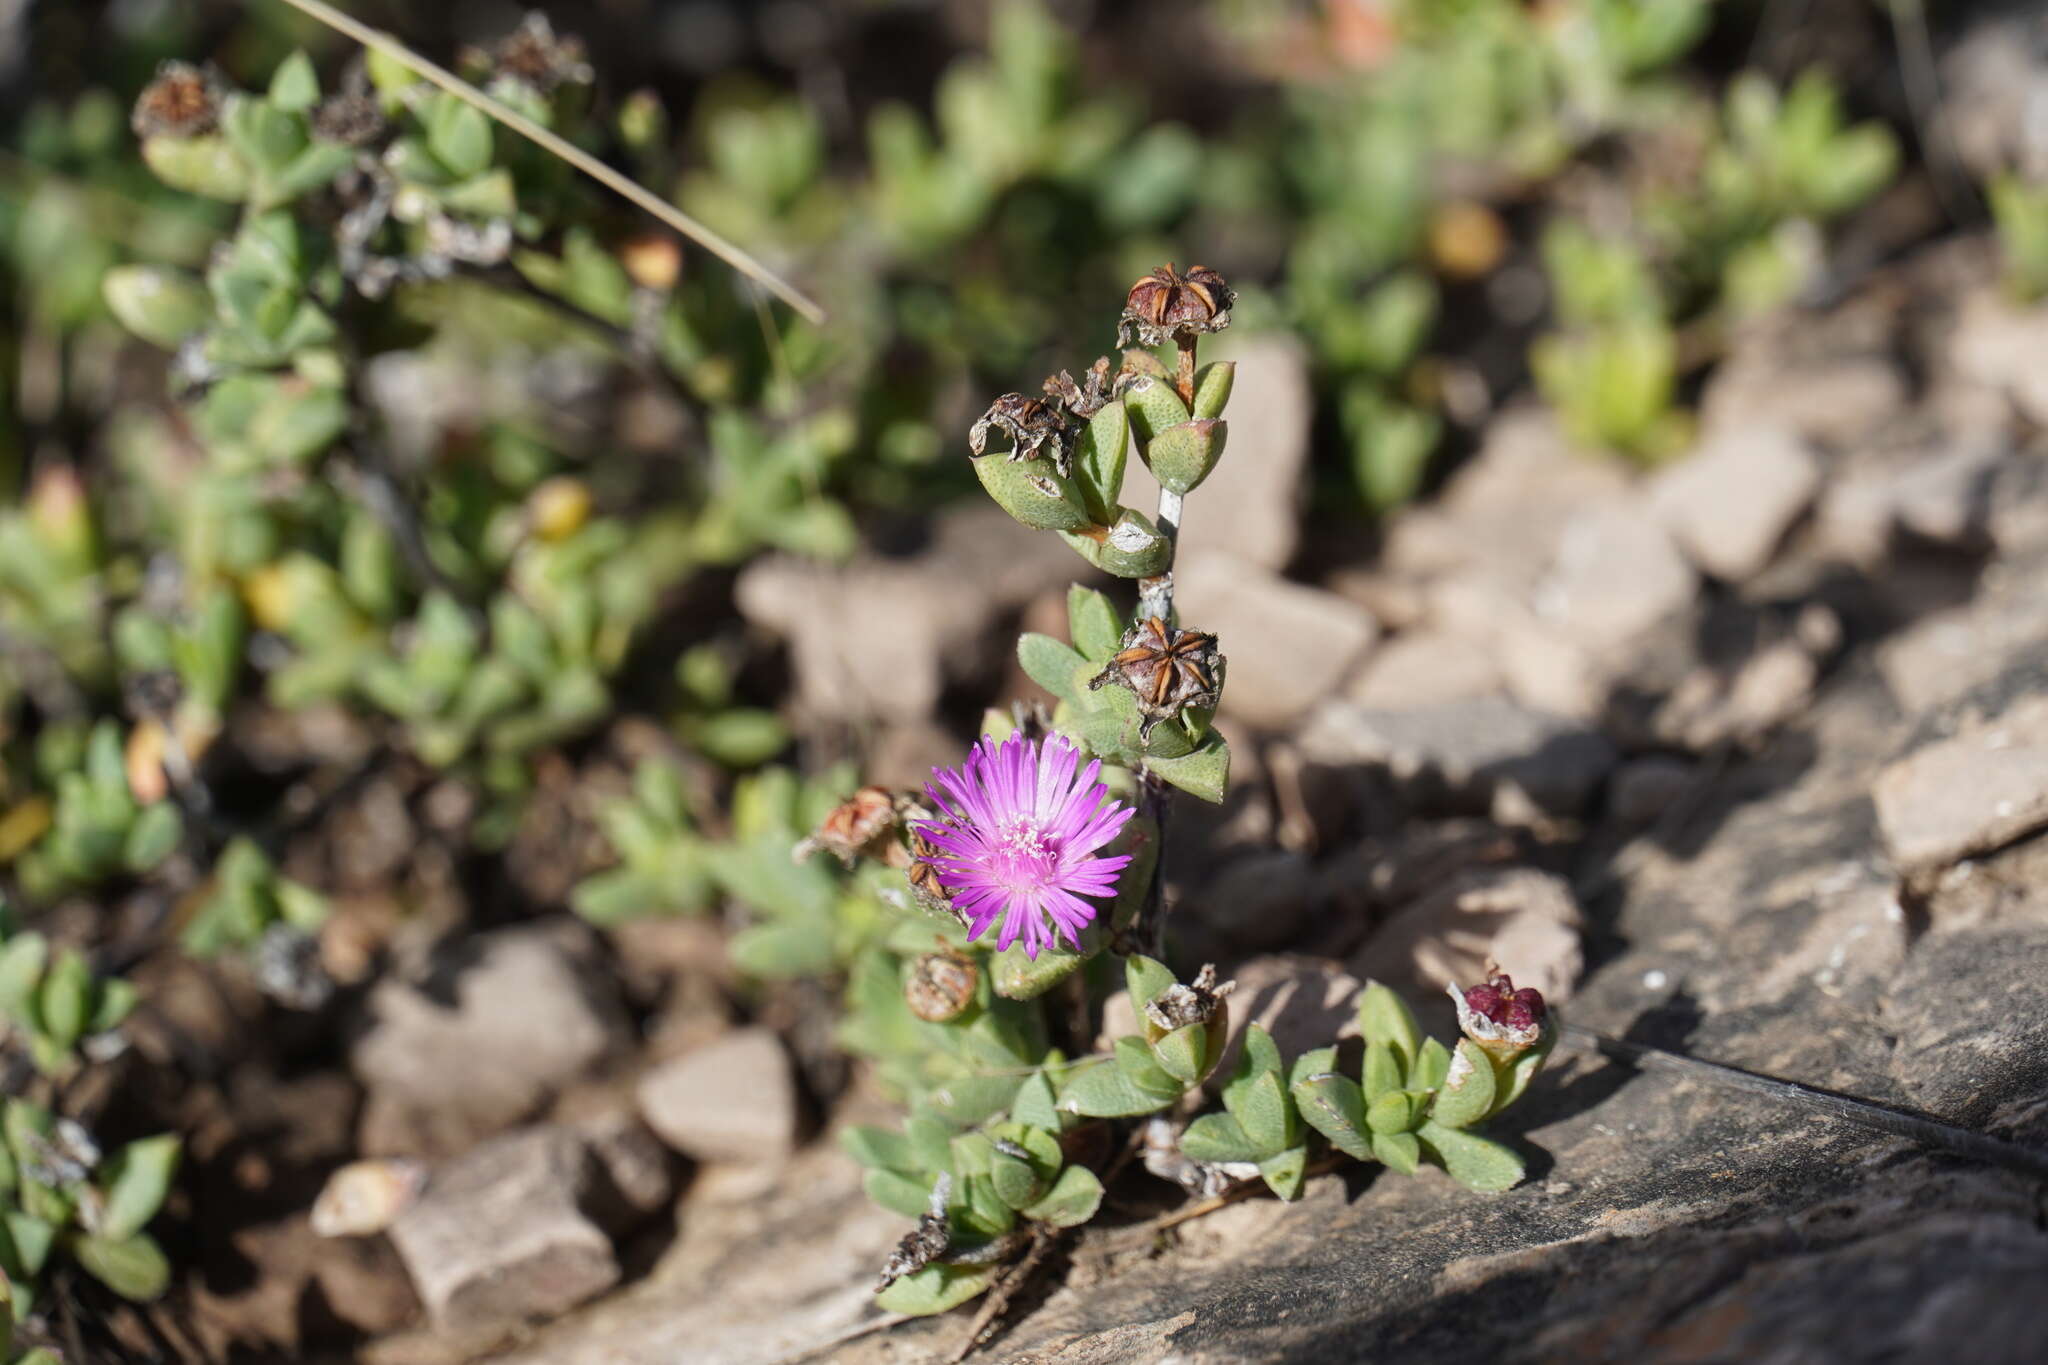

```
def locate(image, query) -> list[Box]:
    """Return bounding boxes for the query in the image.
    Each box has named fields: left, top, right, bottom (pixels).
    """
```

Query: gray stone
left=1701, top=348, right=1908, bottom=449
left=635, top=1027, right=797, bottom=1164
left=1122, top=333, right=1313, bottom=572
left=1300, top=696, right=1617, bottom=817
left=1175, top=554, right=1379, bottom=729
left=1950, top=289, right=2048, bottom=428
left=1532, top=497, right=1698, bottom=650
left=574, top=1112, right=676, bottom=1229
left=1651, top=425, right=1822, bottom=581
left=1873, top=694, right=2048, bottom=878
left=352, top=925, right=626, bottom=1158
left=388, top=1127, right=619, bottom=1332
left=733, top=503, right=1075, bottom=723
left=1343, top=629, right=1503, bottom=709
left=1877, top=563, right=2048, bottom=716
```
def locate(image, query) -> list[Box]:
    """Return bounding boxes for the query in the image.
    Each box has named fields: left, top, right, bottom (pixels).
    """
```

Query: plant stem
left=269, top=0, right=826, bottom=324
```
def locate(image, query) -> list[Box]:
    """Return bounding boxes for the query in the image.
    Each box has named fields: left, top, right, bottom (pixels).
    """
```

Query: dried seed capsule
left=1449, top=972, right=1549, bottom=1058
left=795, top=786, right=900, bottom=867
left=490, top=12, right=593, bottom=93
left=903, top=950, right=978, bottom=1023
left=969, top=391, right=1073, bottom=475
left=1118, top=263, right=1235, bottom=349
left=1042, top=356, right=1115, bottom=419
left=1089, top=615, right=1223, bottom=741
left=132, top=62, right=221, bottom=140
left=310, top=92, right=387, bottom=147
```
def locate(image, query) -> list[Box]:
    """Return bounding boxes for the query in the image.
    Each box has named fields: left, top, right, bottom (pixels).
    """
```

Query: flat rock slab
left=816, top=655, right=2048, bottom=1364
left=1874, top=693, right=2048, bottom=878
left=636, top=1026, right=798, bottom=1164
left=1651, top=424, right=1822, bottom=582
left=389, top=1126, right=618, bottom=1332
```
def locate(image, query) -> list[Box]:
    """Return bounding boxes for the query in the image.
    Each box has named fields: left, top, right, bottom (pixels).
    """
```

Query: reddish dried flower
left=796, top=786, right=901, bottom=867
left=1089, top=616, right=1223, bottom=741
left=969, top=392, right=1073, bottom=475
left=1118, top=263, right=1234, bottom=349
left=1451, top=972, right=1549, bottom=1056
left=132, top=62, right=221, bottom=140
left=903, top=949, right=979, bottom=1023
left=492, top=12, right=593, bottom=93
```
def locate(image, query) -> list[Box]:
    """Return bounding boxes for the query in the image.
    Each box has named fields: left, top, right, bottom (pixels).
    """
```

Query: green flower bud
left=102, top=267, right=212, bottom=350
left=1191, top=360, right=1235, bottom=419
left=1143, top=418, right=1227, bottom=496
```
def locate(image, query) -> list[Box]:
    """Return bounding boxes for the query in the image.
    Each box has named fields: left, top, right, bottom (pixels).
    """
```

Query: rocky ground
left=140, top=227, right=2048, bottom=1364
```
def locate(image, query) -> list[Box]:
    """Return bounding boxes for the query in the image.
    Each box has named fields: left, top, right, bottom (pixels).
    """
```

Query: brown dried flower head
left=903, top=949, right=979, bottom=1023
left=492, top=12, right=593, bottom=93
left=1143, top=962, right=1235, bottom=1033
left=969, top=391, right=1073, bottom=476
left=905, top=828, right=958, bottom=916
left=310, top=92, right=387, bottom=147
left=1118, top=263, right=1234, bottom=349
left=132, top=62, right=221, bottom=140
left=1089, top=615, right=1223, bottom=740
left=1042, top=355, right=1115, bottom=420
left=794, top=786, right=900, bottom=867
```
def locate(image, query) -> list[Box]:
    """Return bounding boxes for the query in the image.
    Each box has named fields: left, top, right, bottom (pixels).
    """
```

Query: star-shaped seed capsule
left=1089, top=616, right=1223, bottom=741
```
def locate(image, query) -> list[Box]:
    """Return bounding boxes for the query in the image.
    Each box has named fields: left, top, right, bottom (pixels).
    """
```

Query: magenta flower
left=914, top=732, right=1136, bottom=959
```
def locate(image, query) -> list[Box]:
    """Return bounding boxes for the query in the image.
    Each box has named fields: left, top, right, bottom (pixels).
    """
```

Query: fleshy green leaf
left=1366, top=1090, right=1419, bottom=1136
left=1358, top=983, right=1421, bottom=1068
left=1012, top=1072, right=1062, bottom=1131
left=1145, top=731, right=1229, bottom=803
left=1017, top=633, right=1091, bottom=704
left=865, top=1168, right=934, bottom=1219
left=269, top=51, right=321, bottom=113
left=992, top=939, right=1088, bottom=1000
left=1151, top=1023, right=1207, bottom=1086
left=841, top=1126, right=917, bottom=1173
left=68, top=1231, right=171, bottom=1301
left=1123, top=954, right=1176, bottom=1009
left=1191, top=360, right=1235, bottom=420
left=1429, top=1040, right=1499, bottom=1130
left=1067, top=585, right=1123, bottom=662
left=95, top=1135, right=180, bottom=1242
left=1121, top=373, right=1191, bottom=447
left=1179, top=1111, right=1261, bottom=1164
left=1258, top=1145, right=1308, bottom=1201
left=1020, top=1162, right=1102, bottom=1227
left=1071, top=401, right=1129, bottom=525
left=875, top=1261, right=999, bottom=1316
left=1363, top=1040, right=1404, bottom=1100
left=1373, top=1130, right=1421, bottom=1174
left=1293, top=1072, right=1372, bottom=1161
left=1409, top=1037, right=1452, bottom=1092
left=1062, top=1055, right=1175, bottom=1118
left=1418, top=1119, right=1525, bottom=1191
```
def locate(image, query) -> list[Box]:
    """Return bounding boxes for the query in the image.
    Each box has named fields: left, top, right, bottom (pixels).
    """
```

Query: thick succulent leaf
left=1429, top=1040, right=1498, bottom=1130
left=68, top=1231, right=170, bottom=1301
left=1067, top=585, right=1123, bottom=662
left=1373, top=1130, right=1422, bottom=1174
left=1366, top=1090, right=1419, bottom=1136
left=875, top=1262, right=1000, bottom=1316
left=1144, top=732, right=1229, bottom=803
left=865, top=1168, right=936, bottom=1219
left=1258, top=1145, right=1309, bottom=1201
left=1017, top=633, right=1092, bottom=704
left=1062, top=1055, right=1175, bottom=1118
left=1487, top=1028, right=1557, bottom=1119
left=1021, top=1163, right=1102, bottom=1227
left=1409, top=1036, right=1452, bottom=1092
left=1357, top=983, right=1421, bottom=1068
left=1123, top=954, right=1176, bottom=1009
left=1363, top=1040, right=1404, bottom=1101
left=1179, top=1112, right=1262, bottom=1165
left=841, top=1125, right=918, bottom=1173
left=1418, top=1120, right=1525, bottom=1192
left=1292, top=1072, right=1371, bottom=1161
left=1151, top=1023, right=1207, bottom=1085
left=1012, top=1072, right=1063, bottom=1131
left=95, top=1135, right=180, bottom=1242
